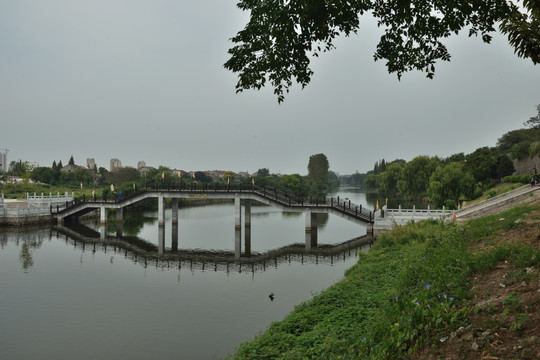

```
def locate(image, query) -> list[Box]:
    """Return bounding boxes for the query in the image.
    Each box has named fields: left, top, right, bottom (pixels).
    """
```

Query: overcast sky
left=1, top=1, right=539, bottom=176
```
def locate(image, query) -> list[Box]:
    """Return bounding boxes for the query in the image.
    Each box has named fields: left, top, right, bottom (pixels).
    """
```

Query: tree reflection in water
left=19, top=242, right=34, bottom=272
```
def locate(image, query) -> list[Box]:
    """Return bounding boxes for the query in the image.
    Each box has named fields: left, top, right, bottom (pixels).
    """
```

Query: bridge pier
left=172, top=223, right=179, bottom=252
left=235, top=196, right=242, bottom=259
left=116, top=208, right=123, bottom=223
left=305, top=211, right=317, bottom=233
left=305, top=211, right=318, bottom=250
left=116, top=222, right=123, bottom=238
left=158, top=225, right=165, bottom=256
left=100, top=205, right=107, bottom=225
left=171, top=198, right=178, bottom=225
left=158, top=194, right=165, bottom=227
left=244, top=200, right=251, bottom=256
left=234, top=196, right=241, bottom=230
left=235, top=228, right=241, bottom=260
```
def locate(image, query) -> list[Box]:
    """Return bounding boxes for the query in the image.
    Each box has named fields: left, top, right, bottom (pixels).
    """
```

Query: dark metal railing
left=52, top=183, right=374, bottom=223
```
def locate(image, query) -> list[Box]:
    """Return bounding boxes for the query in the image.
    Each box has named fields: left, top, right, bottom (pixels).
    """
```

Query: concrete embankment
left=0, top=199, right=54, bottom=226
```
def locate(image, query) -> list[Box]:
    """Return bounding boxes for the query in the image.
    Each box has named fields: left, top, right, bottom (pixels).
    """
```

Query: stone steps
left=454, top=185, right=540, bottom=219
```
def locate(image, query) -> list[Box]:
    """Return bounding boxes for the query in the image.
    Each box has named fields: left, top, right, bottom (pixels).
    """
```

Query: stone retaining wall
left=513, top=155, right=540, bottom=175
left=0, top=213, right=53, bottom=226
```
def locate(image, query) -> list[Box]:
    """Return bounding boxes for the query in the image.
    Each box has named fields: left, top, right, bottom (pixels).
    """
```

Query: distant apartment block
left=0, top=150, right=7, bottom=172
left=87, top=158, right=96, bottom=170
left=110, top=158, right=122, bottom=172
left=137, top=160, right=155, bottom=174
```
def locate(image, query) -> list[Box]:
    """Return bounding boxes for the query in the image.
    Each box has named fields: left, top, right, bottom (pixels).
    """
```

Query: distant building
left=60, top=164, right=88, bottom=173
left=110, top=158, right=122, bottom=172
left=137, top=160, right=154, bottom=174
left=0, top=150, right=7, bottom=172
left=87, top=158, right=96, bottom=170
left=138, top=166, right=154, bottom=175
left=207, top=170, right=225, bottom=181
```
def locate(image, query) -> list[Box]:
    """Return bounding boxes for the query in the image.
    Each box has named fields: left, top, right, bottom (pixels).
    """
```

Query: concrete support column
left=158, top=225, right=165, bottom=256
left=244, top=199, right=251, bottom=256
left=234, top=195, right=242, bottom=230
left=305, top=230, right=317, bottom=250
left=116, top=208, right=123, bottom=223
left=100, top=205, right=107, bottom=225
left=171, top=198, right=178, bottom=225
left=366, top=224, right=374, bottom=237
left=305, top=211, right=318, bottom=250
left=235, top=228, right=241, bottom=260
left=100, top=224, right=106, bottom=240
left=116, top=222, right=123, bottom=238
left=158, top=194, right=165, bottom=227
left=171, top=223, right=179, bottom=252
left=305, top=211, right=317, bottom=232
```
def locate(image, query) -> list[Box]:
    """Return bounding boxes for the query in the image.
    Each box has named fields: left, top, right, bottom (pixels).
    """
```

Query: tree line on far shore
left=341, top=105, right=540, bottom=208
left=2, top=105, right=539, bottom=208
left=0, top=153, right=339, bottom=200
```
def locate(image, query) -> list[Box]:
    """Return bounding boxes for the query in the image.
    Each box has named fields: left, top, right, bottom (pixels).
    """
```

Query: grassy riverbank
left=227, top=201, right=540, bottom=359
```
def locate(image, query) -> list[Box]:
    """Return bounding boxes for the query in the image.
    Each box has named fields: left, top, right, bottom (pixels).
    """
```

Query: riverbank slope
left=227, top=199, right=540, bottom=359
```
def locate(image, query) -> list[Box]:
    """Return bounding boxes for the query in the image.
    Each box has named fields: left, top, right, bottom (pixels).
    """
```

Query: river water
left=0, top=187, right=375, bottom=360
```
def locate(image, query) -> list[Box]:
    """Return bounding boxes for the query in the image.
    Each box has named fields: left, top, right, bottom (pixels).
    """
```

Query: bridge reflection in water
left=51, top=222, right=373, bottom=274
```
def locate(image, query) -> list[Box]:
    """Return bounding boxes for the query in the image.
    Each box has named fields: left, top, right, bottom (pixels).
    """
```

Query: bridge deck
left=52, top=185, right=375, bottom=225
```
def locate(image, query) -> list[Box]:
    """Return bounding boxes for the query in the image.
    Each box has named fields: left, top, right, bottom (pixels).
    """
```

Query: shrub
left=503, top=174, right=530, bottom=184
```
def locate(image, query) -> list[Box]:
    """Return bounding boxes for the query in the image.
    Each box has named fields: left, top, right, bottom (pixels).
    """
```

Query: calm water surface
left=0, top=187, right=373, bottom=359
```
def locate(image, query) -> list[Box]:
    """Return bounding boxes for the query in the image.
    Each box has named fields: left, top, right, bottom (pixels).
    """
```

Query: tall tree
left=68, top=155, right=75, bottom=165
left=307, top=153, right=329, bottom=183
left=224, top=0, right=535, bottom=102
left=496, top=155, right=515, bottom=178
left=464, top=147, right=499, bottom=182
left=428, top=163, right=475, bottom=208
left=376, top=162, right=403, bottom=197
left=257, top=168, right=270, bottom=177
left=397, top=156, right=439, bottom=199
left=523, top=104, right=540, bottom=129
left=280, top=174, right=308, bottom=197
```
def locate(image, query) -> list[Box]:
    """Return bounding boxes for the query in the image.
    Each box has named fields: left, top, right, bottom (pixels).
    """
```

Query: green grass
left=226, top=204, right=540, bottom=359
left=465, top=182, right=523, bottom=206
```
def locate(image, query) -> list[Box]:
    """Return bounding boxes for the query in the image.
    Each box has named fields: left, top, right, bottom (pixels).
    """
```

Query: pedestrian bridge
left=51, top=184, right=376, bottom=242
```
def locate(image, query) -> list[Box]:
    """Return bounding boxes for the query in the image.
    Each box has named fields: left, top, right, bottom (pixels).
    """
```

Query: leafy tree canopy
left=194, top=171, right=213, bottom=183
left=523, top=103, right=540, bottom=129
left=497, top=127, right=540, bottom=152
left=257, top=168, right=270, bottom=177
left=307, top=153, right=329, bottom=183
left=225, top=0, right=536, bottom=102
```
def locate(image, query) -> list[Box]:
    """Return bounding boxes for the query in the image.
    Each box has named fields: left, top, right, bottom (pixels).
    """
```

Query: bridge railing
left=384, top=205, right=452, bottom=217
left=26, top=192, right=74, bottom=203
left=51, top=183, right=375, bottom=223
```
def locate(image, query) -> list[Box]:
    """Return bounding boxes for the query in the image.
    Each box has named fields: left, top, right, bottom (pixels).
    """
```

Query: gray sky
left=1, top=1, right=539, bottom=176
